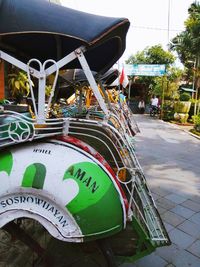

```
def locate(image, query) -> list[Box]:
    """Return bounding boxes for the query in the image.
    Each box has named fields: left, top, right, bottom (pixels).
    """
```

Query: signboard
left=125, top=64, right=166, bottom=76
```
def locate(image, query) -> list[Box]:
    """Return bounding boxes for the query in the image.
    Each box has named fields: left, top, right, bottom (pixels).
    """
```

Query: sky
left=60, top=0, right=196, bottom=64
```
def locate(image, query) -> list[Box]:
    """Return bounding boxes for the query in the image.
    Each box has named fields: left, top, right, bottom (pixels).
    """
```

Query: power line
left=131, top=25, right=183, bottom=32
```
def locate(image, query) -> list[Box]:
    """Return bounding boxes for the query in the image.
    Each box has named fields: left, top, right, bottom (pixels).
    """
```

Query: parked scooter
left=150, top=105, right=160, bottom=117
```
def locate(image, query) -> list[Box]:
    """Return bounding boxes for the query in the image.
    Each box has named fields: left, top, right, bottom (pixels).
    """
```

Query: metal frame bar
left=75, top=48, right=109, bottom=116
left=0, top=46, right=109, bottom=120
left=67, top=118, right=168, bottom=243
left=0, top=50, right=40, bottom=78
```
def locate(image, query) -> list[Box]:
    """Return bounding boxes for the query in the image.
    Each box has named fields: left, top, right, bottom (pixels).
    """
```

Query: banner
left=125, top=64, right=166, bottom=76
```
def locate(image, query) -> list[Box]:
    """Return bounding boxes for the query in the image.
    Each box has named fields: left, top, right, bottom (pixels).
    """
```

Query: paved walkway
left=122, top=114, right=200, bottom=267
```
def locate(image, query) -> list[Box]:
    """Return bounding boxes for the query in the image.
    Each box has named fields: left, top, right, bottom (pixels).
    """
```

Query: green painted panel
left=0, top=151, right=13, bottom=176
left=72, top=185, right=123, bottom=240
left=22, top=164, right=36, bottom=187
left=64, top=162, right=112, bottom=213
left=22, top=163, right=46, bottom=189
left=64, top=162, right=124, bottom=239
left=32, top=163, right=46, bottom=189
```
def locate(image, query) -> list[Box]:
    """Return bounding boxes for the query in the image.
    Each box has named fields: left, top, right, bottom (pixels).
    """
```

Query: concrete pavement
left=122, top=114, right=200, bottom=267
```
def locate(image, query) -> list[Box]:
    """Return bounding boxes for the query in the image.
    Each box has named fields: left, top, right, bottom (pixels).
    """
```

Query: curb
left=183, top=129, right=200, bottom=140
left=161, top=120, right=200, bottom=140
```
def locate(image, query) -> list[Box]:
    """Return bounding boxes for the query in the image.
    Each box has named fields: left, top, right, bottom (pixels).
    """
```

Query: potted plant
left=174, top=92, right=191, bottom=123
left=8, top=69, right=33, bottom=103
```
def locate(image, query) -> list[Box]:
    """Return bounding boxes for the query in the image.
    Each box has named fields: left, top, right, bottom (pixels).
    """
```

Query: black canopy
left=59, top=68, right=119, bottom=85
left=57, top=68, right=119, bottom=99
left=0, top=0, right=130, bottom=74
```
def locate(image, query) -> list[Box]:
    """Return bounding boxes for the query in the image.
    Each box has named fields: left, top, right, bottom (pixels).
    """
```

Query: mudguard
left=0, top=139, right=126, bottom=242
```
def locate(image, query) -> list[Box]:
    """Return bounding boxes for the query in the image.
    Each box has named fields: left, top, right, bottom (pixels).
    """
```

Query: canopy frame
left=0, top=45, right=109, bottom=123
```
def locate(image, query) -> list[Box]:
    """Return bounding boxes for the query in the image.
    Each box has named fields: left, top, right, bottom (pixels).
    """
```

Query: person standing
left=138, top=99, right=145, bottom=114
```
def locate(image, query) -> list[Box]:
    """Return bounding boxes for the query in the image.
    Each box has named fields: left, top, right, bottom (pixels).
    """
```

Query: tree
left=125, top=45, right=181, bottom=98
left=170, top=2, right=200, bottom=84
left=169, top=2, right=200, bottom=115
left=126, top=45, right=175, bottom=66
left=154, top=67, right=184, bottom=100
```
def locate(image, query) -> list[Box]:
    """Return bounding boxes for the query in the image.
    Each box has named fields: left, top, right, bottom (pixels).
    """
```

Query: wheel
left=97, top=238, right=118, bottom=267
left=1, top=219, right=115, bottom=267
left=150, top=110, right=155, bottom=117
left=42, top=238, right=114, bottom=267
left=2, top=219, right=51, bottom=267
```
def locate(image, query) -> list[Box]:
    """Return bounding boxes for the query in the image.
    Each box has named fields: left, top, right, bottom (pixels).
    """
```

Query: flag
left=119, top=67, right=129, bottom=88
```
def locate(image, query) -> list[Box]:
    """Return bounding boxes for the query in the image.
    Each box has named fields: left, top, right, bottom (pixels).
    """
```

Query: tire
left=150, top=110, right=155, bottom=117
left=97, top=239, right=118, bottom=267
left=2, top=219, right=113, bottom=267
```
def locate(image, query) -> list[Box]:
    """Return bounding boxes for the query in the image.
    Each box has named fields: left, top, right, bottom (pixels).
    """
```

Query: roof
left=180, top=87, right=196, bottom=93
left=0, top=0, right=130, bottom=74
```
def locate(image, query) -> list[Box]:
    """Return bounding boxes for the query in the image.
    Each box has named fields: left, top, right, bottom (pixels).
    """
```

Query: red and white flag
left=119, top=67, right=129, bottom=88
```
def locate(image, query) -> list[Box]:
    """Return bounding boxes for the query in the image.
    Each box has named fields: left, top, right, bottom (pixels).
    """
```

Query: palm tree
left=169, top=1, right=200, bottom=112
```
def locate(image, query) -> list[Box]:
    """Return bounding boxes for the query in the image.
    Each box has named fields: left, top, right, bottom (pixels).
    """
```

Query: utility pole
left=193, top=59, right=197, bottom=116
left=167, top=0, right=171, bottom=45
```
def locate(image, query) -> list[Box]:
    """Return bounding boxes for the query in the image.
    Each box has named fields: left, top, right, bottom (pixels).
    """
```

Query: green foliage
left=190, top=98, right=200, bottom=104
left=126, top=45, right=175, bottom=66
left=192, top=113, right=200, bottom=127
left=45, top=85, right=53, bottom=97
left=8, top=70, right=33, bottom=99
left=170, top=2, right=200, bottom=62
left=126, top=45, right=181, bottom=98
left=170, top=32, right=194, bottom=64
left=126, top=51, right=146, bottom=64
left=179, top=92, right=191, bottom=101
left=162, top=101, right=175, bottom=121
left=190, top=128, right=200, bottom=135
left=146, top=45, right=175, bottom=65
left=192, top=113, right=200, bottom=132
left=153, top=66, right=183, bottom=99
left=169, top=2, right=200, bottom=87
